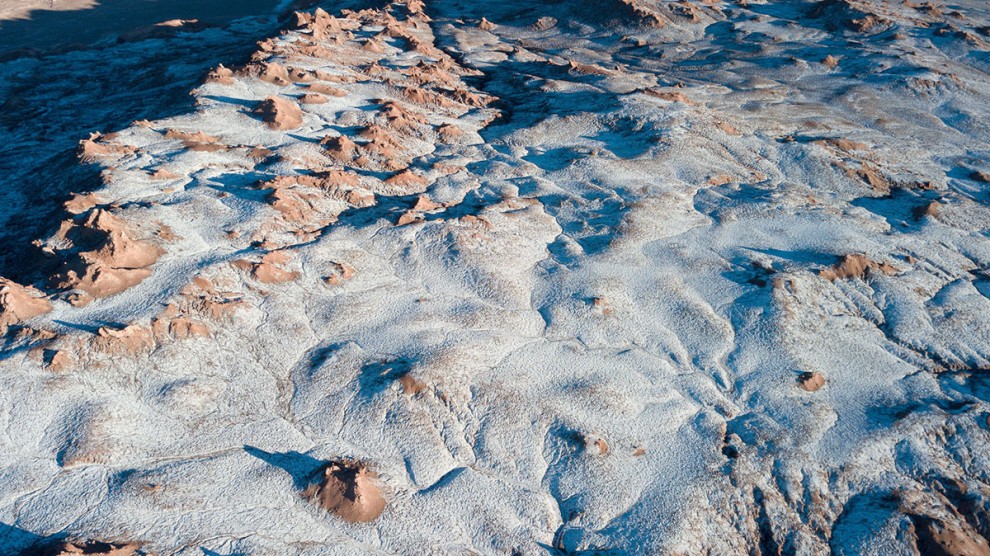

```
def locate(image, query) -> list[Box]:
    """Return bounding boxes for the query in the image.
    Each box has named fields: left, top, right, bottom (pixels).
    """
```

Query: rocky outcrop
left=305, top=460, right=386, bottom=523
left=255, top=96, right=303, bottom=130
left=0, top=278, right=51, bottom=330
left=47, top=209, right=163, bottom=303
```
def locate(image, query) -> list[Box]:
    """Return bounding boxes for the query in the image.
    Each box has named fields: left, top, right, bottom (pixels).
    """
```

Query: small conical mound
left=305, top=460, right=386, bottom=523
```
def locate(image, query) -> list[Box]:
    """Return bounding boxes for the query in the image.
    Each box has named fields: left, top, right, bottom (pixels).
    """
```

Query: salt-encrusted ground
left=2, top=0, right=990, bottom=554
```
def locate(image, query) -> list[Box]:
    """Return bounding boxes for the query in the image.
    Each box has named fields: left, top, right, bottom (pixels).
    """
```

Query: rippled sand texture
left=3, top=0, right=990, bottom=554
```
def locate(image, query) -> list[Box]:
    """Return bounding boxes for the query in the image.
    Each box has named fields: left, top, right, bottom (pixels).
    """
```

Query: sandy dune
left=2, top=0, right=990, bottom=554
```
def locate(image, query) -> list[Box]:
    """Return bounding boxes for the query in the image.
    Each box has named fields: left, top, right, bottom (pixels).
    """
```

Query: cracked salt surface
left=3, top=0, right=990, bottom=554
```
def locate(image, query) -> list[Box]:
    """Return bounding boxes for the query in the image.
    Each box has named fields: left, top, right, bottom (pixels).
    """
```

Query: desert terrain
left=2, top=0, right=990, bottom=554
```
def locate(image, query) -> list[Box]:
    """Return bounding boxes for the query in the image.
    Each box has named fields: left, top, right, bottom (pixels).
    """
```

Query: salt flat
left=1, top=0, right=990, bottom=554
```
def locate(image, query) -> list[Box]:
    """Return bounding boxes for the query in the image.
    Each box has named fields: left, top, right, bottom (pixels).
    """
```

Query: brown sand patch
left=249, top=146, right=274, bottom=160
left=592, top=296, right=615, bottom=316
left=816, top=138, right=868, bottom=152
left=582, top=433, right=609, bottom=456
left=294, top=7, right=359, bottom=41
left=119, top=19, right=210, bottom=42
left=378, top=101, right=428, bottom=132
left=268, top=188, right=321, bottom=222
left=362, top=38, right=386, bottom=53
left=402, top=86, right=459, bottom=108
left=449, top=88, right=489, bottom=108
left=569, top=61, right=613, bottom=76
left=404, top=61, right=461, bottom=89
left=708, top=174, right=734, bottom=186
left=305, top=460, right=386, bottom=523
left=177, top=276, right=247, bottom=321
left=412, top=195, right=443, bottom=212
left=844, top=161, right=891, bottom=194
left=286, top=66, right=318, bottom=83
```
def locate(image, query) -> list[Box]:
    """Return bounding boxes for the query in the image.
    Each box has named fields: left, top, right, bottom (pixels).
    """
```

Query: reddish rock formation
left=308, top=83, right=347, bottom=97
left=384, top=169, right=429, bottom=188
left=63, top=193, right=106, bottom=215
left=45, top=349, right=74, bottom=372
left=0, top=278, right=52, bottom=330
left=797, top=371, right=826, bottom=392
left=323, top=261, right=356, bottom=286
left=94, top=324, right=155, bottom=356
left=206, top=64, right=235, bottom=85
left=255, top=96, right=304, bottom=130
left=322, top=134, right=358, bottom=161
left=819, top=254, right=897, bottom=281
left=49, top=210, right=163, bottom=301
left=42, top=540, right=141, bottom=556
left=300, top=93, right=327, bottom=105
left=305, top=460, right=386, bottom=523
left=169, top=318, right=210, bottom=339
left=436, top=124, right=463, bottom=142
left=78, top=132, right=137, bottom=162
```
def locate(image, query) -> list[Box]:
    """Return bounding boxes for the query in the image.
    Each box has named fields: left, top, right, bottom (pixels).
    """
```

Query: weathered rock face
left=0, top=278, right=52, bottom=329
left=48, top=209, right=163, bottom=301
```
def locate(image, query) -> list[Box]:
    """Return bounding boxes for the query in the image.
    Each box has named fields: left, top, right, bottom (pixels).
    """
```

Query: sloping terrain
left=2, top=0, right=990, bottom=554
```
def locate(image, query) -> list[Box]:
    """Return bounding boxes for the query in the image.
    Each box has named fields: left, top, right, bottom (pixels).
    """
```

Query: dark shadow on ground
left=0, top=2, right=288, bottom=283
left=0, top=0, right=279, bottom=54
left=244, top=445, right=324, bottom=490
